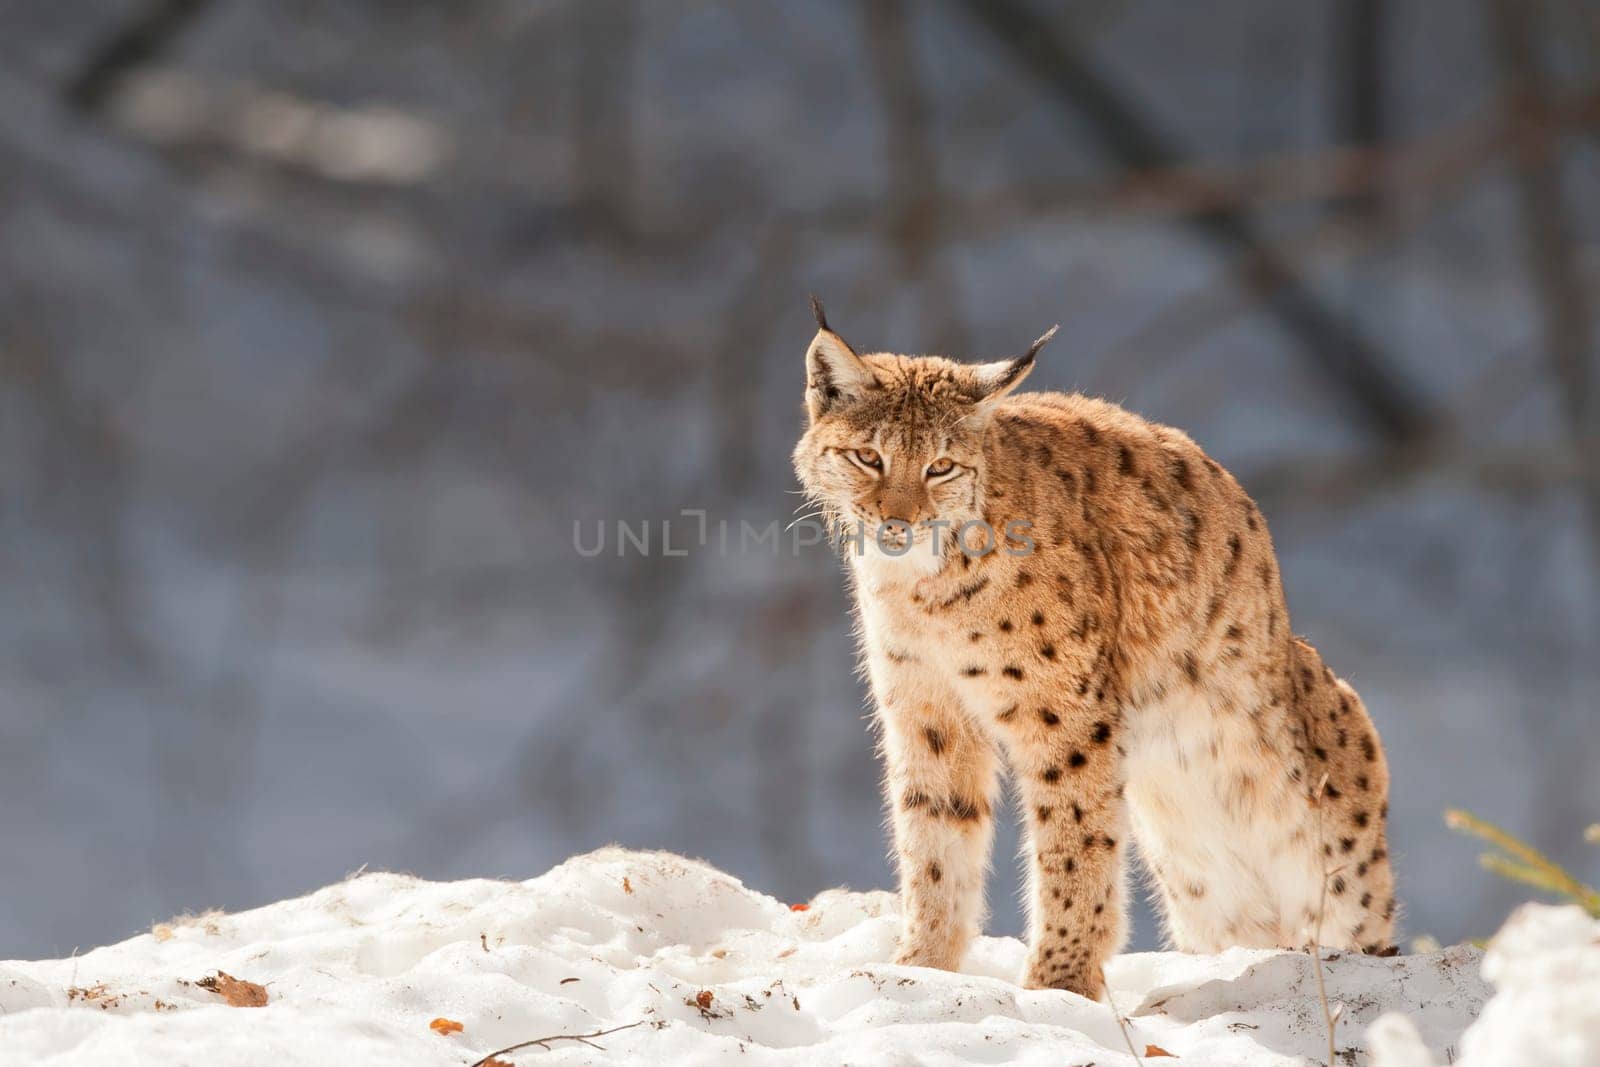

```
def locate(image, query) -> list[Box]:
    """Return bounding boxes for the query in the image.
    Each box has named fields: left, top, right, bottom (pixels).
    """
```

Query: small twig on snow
left=1309, top=774, right=1340, bottom=1067
left=466, top=1020, right=652, bottom=1066
left=1100, top=966, right=1143, bottom=1065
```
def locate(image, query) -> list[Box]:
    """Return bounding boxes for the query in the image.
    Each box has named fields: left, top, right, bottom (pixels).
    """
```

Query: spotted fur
left=792, top=306, right=1396, bottom=999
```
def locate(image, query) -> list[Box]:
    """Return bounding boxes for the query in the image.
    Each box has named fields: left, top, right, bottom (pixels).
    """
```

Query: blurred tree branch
left=66, top=0, right=211, bottom=112
left=1490, top=0, right=1600, bottom=569
left=862, top=0, right=969, bottom=355
left=951, top=0, right=1430, bottom=445
left=571, top=0, right=637, bottom=235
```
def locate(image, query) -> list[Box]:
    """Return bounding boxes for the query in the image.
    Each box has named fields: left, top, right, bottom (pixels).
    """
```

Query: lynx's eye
left=852, top=448, right=883, bottom=470
left=926, top=457, right=956, bottom=478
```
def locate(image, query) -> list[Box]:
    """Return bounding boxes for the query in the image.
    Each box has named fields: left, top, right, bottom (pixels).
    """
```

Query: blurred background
left=3, top=0, right=1598, bottom=959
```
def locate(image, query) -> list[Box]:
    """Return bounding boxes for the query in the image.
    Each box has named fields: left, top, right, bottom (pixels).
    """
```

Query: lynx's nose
left=876, top=487, right=929, bottom=528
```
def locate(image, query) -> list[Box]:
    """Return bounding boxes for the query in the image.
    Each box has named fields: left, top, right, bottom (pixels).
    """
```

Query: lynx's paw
left=893, top=927, right=966, bottom=973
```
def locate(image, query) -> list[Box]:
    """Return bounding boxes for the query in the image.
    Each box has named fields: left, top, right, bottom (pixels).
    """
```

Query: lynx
left=792, top=298, right=1395, bottom=999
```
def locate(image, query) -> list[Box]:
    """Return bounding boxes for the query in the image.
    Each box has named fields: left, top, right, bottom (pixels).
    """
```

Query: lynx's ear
left=805, top=295, right=878, bottom=421
left=972, top=324, right=1057, bottom=402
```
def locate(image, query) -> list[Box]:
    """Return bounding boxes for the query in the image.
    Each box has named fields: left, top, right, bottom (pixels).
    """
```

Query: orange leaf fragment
left=623, top=877, right=633, bottom=894
left=1144, top=1044, right=1177, bottom=1058
left=195, top=972, right=267, bottom=1008
left=429, top=1017, right=465, bottom=1035
left=694, top=990, right=714, bottom=1011
left=790, top=903, right=809, bottom=912
left=481, top=1060, right=514, bottom=1067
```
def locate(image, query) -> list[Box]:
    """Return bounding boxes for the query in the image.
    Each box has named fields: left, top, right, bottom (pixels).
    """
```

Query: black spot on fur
left=1040, top=708, right=1060, bottom=726
left=1171, top=456, right=1193, bottom=490
left=945, top=796, right=984, bottom=821
left=1183, top=510, right=1202, bottom=552
left=923, top=727, right=946, bottom=756
left=1091, top=721, right=1112, bottom=743
left=1002, top=666, right=1024, bottom=680
left=1223, top=533, right=1243, bottom=577
left=936, top=575, right=990, bottom=609
left=1068, top=751, right=1087, bottom=768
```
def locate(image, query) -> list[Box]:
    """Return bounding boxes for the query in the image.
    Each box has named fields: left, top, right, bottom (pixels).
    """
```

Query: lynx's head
left=792, top=296, right=1056, bottom=562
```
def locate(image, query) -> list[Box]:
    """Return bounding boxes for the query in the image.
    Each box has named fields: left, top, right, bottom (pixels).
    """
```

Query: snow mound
left=0, top=847, right=1550, bottom=1065
left=1370, top=903, right=1600, bottom=1067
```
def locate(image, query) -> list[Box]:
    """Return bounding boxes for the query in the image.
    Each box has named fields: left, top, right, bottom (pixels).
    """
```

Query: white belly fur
left=1122, top=686, right=1324, bottom=951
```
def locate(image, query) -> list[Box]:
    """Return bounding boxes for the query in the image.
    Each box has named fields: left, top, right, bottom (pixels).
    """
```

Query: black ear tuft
left=993, top=324, right=1058, bottom=390
left=971, top=324, right=1056, bottom=401
left=809, top=293, right=830, bottom=333
left=1024, top=324, right=1059, bottom=364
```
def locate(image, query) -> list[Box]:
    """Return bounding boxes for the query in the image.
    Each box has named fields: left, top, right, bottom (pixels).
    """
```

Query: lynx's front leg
left=999, top=706, right=1128, bottom=998
left=877, top=688, right=999, bottom=972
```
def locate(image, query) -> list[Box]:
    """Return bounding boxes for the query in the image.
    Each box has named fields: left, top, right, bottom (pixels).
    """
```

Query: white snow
left=0, top=848, right=1586, bottom=1065
left=1369, top=903, right=1600, bottom=1067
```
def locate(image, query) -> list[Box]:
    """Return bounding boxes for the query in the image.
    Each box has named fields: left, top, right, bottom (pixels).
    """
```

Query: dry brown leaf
left=694, top=990, right=714, bottom=1011
left=429, top=1016, right=465, bottom=1035
left=1144, top=1044, right=1177, bottom=1058
left=622, top=877, right=634, bottom=894
left=480, top=1059, right=514, bottom=1067
left=196, top=972, right=267, bottom=1008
